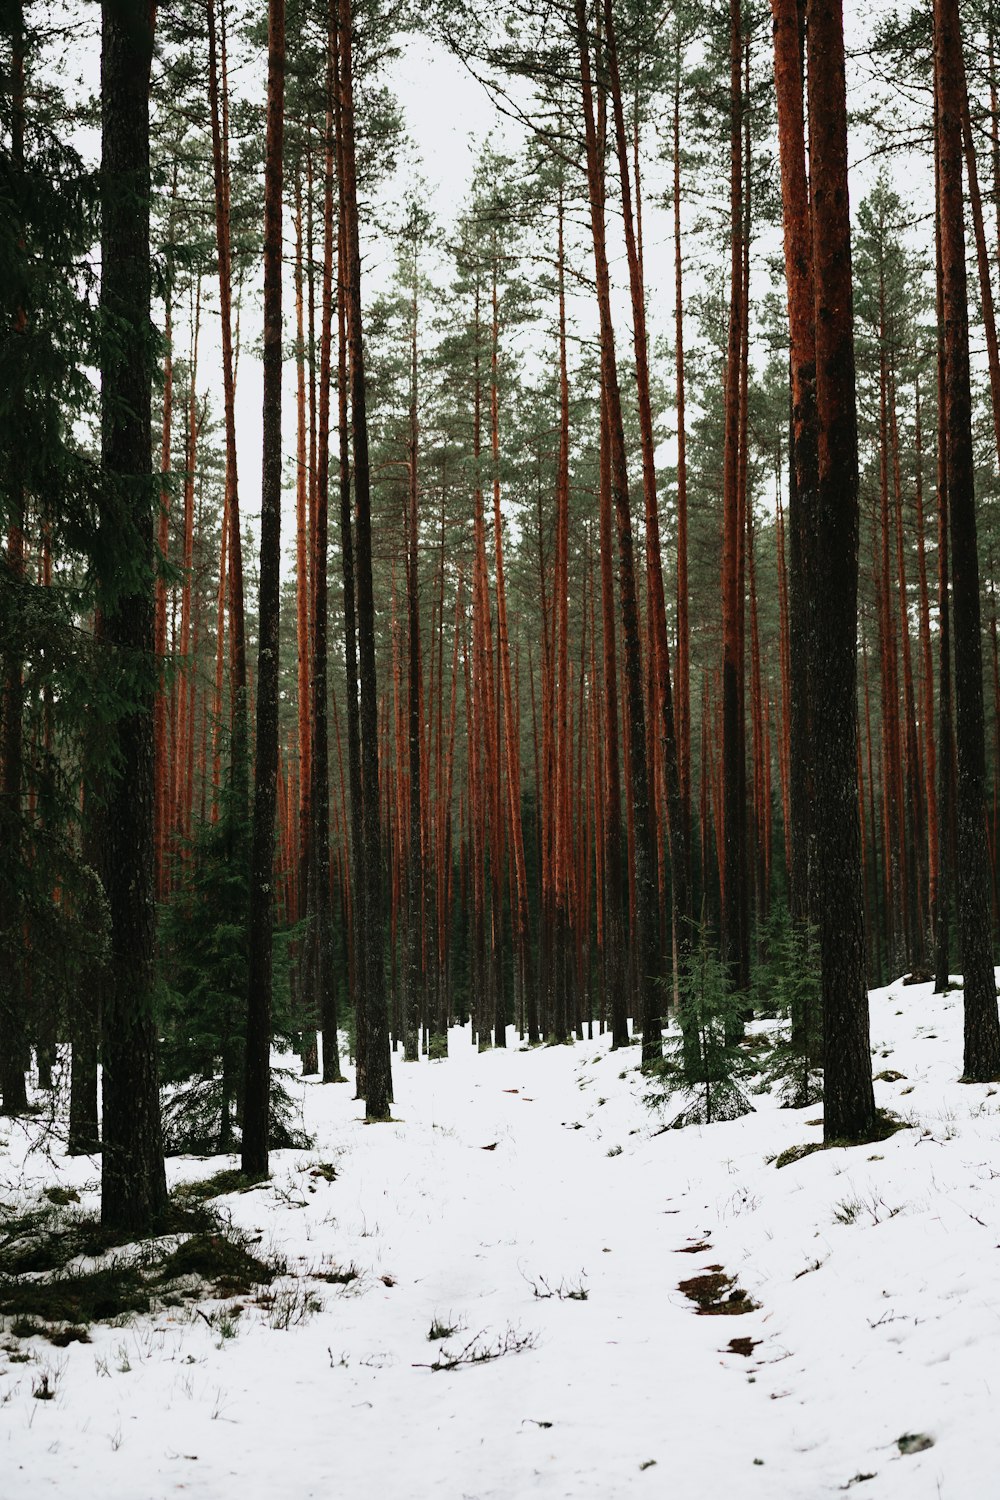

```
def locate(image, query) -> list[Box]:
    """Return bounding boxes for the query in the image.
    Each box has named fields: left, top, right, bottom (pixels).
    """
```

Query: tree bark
left=771, top=0, right=817, bottom=944
left=313, top=30, right=343, bottom=1084
left=805, top=0, right=876, bottom=1140
left=672, top=22, right=692, bottom=893
left=603, top=0, right=690, bottom=993
left=206, top=0, right=247, bottom=737
left=0, top=5, right=28, bottom=1117
left=242, top=0, right=285, bottom=1175
left=721, top=0, right=749, bottom=1001
left=490, top=260, right=530, bottom=1053
left=575, top=0, right=659, bottom=1062
left=293, top=172, right=311, bottom=932
left=933, top=0, right=1000, bottom=1077
left=339, top=0, right=391, bottom=1118
left=98, top=0, right=167, bottom=1228
left=405, top=241, right=423, bottom=1063
left=334, top=175, right=366, bottom=1093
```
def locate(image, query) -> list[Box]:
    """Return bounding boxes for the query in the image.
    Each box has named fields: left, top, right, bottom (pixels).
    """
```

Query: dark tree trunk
left=339, top=0, right=391, bottom=1119
left=776, top=0, right=819, bottom=944
left=242, top=0, right=285, bottom=1176
left=98, top=0, right=167, bottom=1229
left=805, top=0, right=876, bottom=1141
left=0, top=4, right=28, bottom=1117
left=934, top=0, right=1000, bottom=1077
left=913, top=378, right=940, bottom=977
left=933, top=95, right=954, bottom=995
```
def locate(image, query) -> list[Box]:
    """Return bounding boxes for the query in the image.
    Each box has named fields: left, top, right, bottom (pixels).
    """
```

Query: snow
left=2, top=977, right=1000, bottom=1498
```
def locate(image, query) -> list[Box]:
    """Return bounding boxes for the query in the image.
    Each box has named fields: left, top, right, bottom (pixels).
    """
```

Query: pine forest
left=2, top=0, right=1000, bottom=1492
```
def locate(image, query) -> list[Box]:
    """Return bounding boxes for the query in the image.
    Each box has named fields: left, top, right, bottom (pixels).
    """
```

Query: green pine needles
left=157, top=738, right=308, bottom=1156
left=753, top=906, right=823, bottom=1108
left=647, top=921, right=752, bottom=1127
left=644, top=906, right=824, bottom=1128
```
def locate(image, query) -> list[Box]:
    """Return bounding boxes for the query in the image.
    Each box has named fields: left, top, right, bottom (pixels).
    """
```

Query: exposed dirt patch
left=678, top=1270, right=759, bottom=1315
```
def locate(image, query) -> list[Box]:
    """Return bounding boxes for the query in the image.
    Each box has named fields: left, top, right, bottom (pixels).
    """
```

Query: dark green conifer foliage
left=649, top=921, right=751, bottom=1126
left=755, top=906, right=822, bottom=1108
left=1, top=3, right=104, bottom=1119
left=159, top=771, right=250, bottom=1151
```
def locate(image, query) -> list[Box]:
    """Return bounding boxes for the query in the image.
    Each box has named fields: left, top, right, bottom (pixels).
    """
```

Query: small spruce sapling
left=754, top=905, right=822, bottom=1108
left=158, top=748, right=308, bottom=1154
left=647, top=923, right=752, bottom=1126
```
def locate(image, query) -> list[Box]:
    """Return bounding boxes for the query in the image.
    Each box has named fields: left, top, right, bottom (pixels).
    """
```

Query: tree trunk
left=153, top=227, right=175, bottom=901
left=771, top=0, right=817, bottom=944
left=876, top=302, right=906, bottom=974
left=294, top=171, right=311, bottom=934
left=603, top=0, right=690, bottom=992
left=0, top=7, right=28, bottom=1118
left=913, top=376, right=939, bottom=972
left=98, top=0, right=167, bottom=1228
left=490, top=261, right=529, bottom=1053
left=334, top=186, right=366, bottom=1093
left=575, top=0, right=659, bottom=1062
left=721, top=0, right=749, bottom=1002
left=339, top=0, right=391, bottom=1119
left=672, top=21, right=692, bottom=897
left=206, top=0, right=247, bottom=740
left=933, top=0, right=1000, bottom=1078
left=889, top=376, right=925, bottom=967
left=242, top=0, right=285, bottom=1175
left=933, top=94, right=955, bottom=995
left=405, top=248, right=423, bottom=1063
left=313, top=30, right=343, bottom=1084
left=805, top=0, right=875, bottom=1140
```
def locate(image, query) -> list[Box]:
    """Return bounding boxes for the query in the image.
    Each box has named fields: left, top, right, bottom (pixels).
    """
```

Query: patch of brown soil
left=678, top=1270, right=759, bottom=1316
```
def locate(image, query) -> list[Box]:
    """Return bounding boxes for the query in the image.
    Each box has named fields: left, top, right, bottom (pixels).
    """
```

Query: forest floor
left=1, top=976, right=998, bottom=1499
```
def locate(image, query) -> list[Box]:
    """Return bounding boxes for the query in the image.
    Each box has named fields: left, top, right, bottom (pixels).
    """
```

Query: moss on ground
left=774, top=1110, right=906, bottom=1168
left=172, top=1169, right=266, bottom=1204
left=159, top=1232, right=284, bottom=1296
left=0, top=1192, right=282, bottom=1336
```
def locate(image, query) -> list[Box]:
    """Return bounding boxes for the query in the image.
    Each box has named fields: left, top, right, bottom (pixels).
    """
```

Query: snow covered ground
left=2, top=976, right=999, bottom=1499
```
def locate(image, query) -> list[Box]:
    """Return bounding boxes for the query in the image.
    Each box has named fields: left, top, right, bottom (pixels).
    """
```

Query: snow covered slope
left=1, top=976, right=997, bottom=1498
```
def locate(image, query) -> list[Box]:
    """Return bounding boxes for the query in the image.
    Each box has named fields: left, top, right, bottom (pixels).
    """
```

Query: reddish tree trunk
left=575, top=0, right=659, bottom=1062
